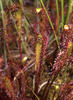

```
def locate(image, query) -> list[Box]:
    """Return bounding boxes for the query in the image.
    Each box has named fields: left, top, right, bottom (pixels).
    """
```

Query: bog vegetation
left=0, top=0, right=73, bottom=100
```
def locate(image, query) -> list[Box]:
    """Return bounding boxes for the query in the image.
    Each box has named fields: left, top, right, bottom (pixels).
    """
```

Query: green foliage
left=56, top=0, right=60, bottom=35
left=0, top=0, right=73, bottom=100
left=19, top=0, right=23, bottom=4
left=3, top=76, right=16, bottom=99
left=66, top=0, right=73, bottom=24
left=40, top=0, right=60, bottom=50
left=0, top=0, right=7, bottom=66
left=61, top=0, right=64, bottom=31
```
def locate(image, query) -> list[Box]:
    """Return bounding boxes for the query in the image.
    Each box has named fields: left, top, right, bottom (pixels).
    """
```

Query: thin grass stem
left=0, top=0, right=7, bottom=66
left=19, top=0, right=23, bottom=4
left=65, top=0, right=73, bottom=24
left=61, top=0, right=64, bottom=31
left=40, top=0, right=60, bottom=50
left=56, top=0, right=60, bottom=35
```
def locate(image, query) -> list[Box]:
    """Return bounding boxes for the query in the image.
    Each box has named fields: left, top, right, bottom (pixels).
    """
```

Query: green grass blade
left=31, top=89, right=40, bottom=100
left=40, top=0, right=60, bottom=50
left=21, top=36, right=29, bottom=55
left=65, top=0, right=73, bottom=24
left=19, top=0, right=23, bottom=4
left=56, top=0, right=60, bottom=35
left=0, top=0, right=7, bottom=66
left=10, top=0, right=13, bottom=5
left=5, top=0, right=10, bottom=6
left=61, top=0, right=64, bottom=31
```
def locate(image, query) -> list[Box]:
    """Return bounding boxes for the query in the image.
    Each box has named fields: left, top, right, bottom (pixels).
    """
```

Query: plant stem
left=56, top=0, right=60, bottom=35
left=0, top=0, right=7, bottom=66
left=65, top=0, right=73, bottom=24
left=40, top=0, right=60, bottom=50
left=61, top=0, right=64, bottom=31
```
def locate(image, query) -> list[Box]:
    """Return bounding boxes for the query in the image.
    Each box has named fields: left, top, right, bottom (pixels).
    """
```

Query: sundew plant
left=0, top=0, right=73, bottom=100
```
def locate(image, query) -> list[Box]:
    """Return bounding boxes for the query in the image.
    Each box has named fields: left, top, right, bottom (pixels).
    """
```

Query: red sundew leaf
left=3, top=76, right=16, bottom=100
left=59, top=80, right=73, bottom=100
left=52, top=24, right=73, bottom=73
left=43, top=36, right=48, bottom=56
left=64, top=93, right=73, bottom=100
left=69, top=56, right=73, bottom=62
